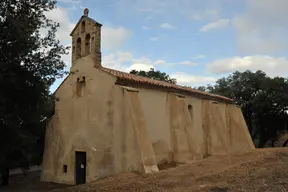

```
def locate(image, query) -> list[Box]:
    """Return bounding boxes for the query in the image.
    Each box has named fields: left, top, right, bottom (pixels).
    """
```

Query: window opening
left=76, top=38, right=82, bottom=58
left=63, top=165, right=67, bottom=173
left=81, top=21, right=85, bottom=33
left=85, top=34, right=91, bottom=55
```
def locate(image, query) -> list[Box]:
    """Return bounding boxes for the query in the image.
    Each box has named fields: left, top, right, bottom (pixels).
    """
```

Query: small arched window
left=76, top=76, right=86, bottom=98
left=85, top=34, right=91, bottom=55
left=81, top=21, right=86, bottom=33
left=76, top=38, right=82, bottom=58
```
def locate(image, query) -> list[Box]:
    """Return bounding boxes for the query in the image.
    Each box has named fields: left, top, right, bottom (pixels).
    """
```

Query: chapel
left=41, top=8, right=255, bottom=185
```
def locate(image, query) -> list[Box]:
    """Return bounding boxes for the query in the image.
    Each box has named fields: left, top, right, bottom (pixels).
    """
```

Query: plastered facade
left=41, top=9, right=255, bottom=185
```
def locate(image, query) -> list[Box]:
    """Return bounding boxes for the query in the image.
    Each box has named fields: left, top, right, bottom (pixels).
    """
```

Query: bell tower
left=70, top=8, right=102, bottom=70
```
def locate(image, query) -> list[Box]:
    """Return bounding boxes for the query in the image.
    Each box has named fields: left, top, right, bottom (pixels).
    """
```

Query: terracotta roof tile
left=100, top=67, right=233, bottom=103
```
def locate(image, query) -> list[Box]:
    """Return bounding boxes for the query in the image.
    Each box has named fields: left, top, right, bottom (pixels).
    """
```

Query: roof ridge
left=101, top=66, right=176, bottom=86
left=70, top=16, right=102, bottom=36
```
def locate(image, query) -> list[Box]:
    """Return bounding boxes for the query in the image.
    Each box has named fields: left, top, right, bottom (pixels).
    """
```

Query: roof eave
left=115, top=78, right=234, bottom=104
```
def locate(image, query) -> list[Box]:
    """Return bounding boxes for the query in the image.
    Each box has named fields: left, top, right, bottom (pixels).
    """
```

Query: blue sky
left=48, top=0, right=288, bottom=92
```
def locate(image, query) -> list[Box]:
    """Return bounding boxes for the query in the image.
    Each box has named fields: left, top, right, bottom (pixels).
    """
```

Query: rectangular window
left=63, top=165, right=68, bottom=173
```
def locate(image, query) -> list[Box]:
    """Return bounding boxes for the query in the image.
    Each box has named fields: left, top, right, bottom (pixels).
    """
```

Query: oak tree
left=0, top=0, right=68, bottom=186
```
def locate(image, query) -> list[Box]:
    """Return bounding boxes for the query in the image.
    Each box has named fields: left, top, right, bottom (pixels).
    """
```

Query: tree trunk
left=283, top=139, right=288, bottom=147
left=0, top=167, right=10, bottom=186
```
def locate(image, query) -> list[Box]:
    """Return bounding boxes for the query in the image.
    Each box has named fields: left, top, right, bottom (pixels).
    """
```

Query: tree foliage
left=197, top=70, right=288, bottom=148
left=130, top=68, right=177, bottom=84
left=0, top=0, right=68, bottom=186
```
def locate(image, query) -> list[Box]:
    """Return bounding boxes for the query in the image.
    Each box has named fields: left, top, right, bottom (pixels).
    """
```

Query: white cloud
left=102, top=52, right=155, bottom=72
left=127, top=56, right=155, bottom=71
left=43, top=7, right=75, bottom=94
left=45, top=7, right=132, bottom=51
left=150, top=37, right=159, bottom=41
left=116, top=52, right=134, bottom=62
left=171, top=72, right=217, bottom=86
left=179, top=61, right=198, bottom=66
left=102, top=52, right=131, bottom=71
left=44, top=7, right=75, bottom=43
left=200, top=18, right=230, bottom=32
left=102, top=26, right=132, bottom=50
left=102, top=51, right=199, bottom=73
left=154, top=60, right=166, bottom=65
left=42, top=7, right=75, bottom=71
left=160, top=23, right=174, bottom=29
left=207, top=55, right=288, bottom=77
left=126, top=63, right=155, bottom=72
left=102, top=51, right=214, bottom=86
left=233, top=0, right=288, bottom=54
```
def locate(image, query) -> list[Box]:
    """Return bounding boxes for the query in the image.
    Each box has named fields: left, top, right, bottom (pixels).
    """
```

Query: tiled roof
left=100, top=67, right=233, bottom=103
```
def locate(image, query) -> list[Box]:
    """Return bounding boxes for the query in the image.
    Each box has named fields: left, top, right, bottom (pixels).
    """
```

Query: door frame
left=74, top=151, right=87, bottom=185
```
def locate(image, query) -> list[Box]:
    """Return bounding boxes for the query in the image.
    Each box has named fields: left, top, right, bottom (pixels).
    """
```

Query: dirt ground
left=1, top=148, right=288, bottom=192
